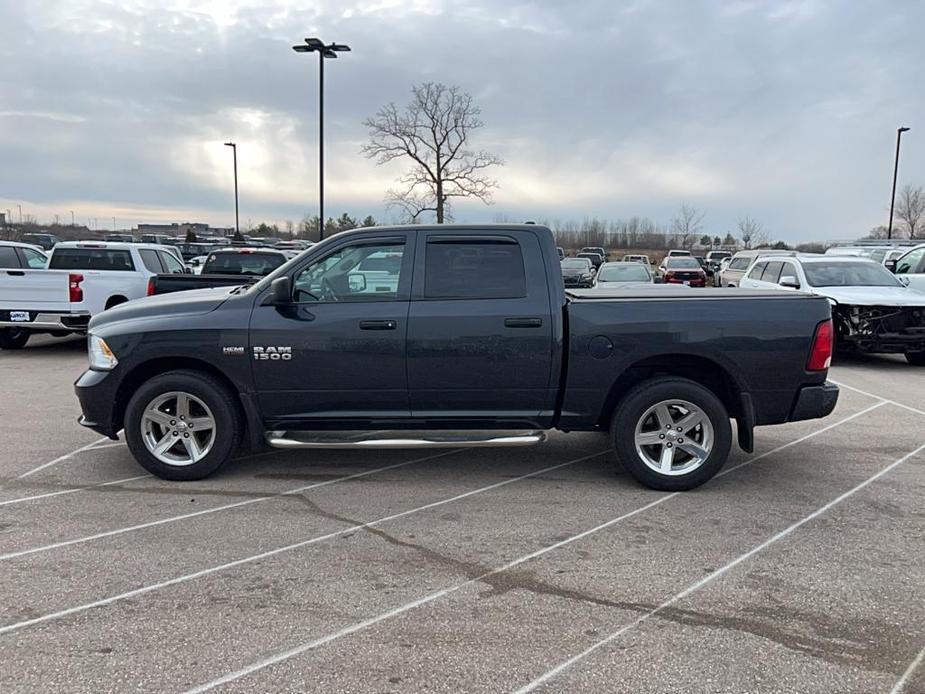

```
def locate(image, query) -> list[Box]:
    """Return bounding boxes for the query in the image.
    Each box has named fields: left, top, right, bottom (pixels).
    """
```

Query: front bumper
left=75, top=368, right=121, bottom=438
left=789, top=381, right=840, bottom=422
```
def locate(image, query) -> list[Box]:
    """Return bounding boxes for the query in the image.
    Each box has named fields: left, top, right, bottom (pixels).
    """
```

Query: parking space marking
left=0, top=474, right=151, bottom=507
left=891, top=644, right=925, bottom=694
left=0, top=449, right=608, bottom=637
left=12, top=436, right=112, bottom=481
left=513, top=440, right=925, bottom=694
left=181, top=402, right=886, bottom=692
left=0, top=449, right=462, bottom=563
left=830, top=378, right=925, bottom=418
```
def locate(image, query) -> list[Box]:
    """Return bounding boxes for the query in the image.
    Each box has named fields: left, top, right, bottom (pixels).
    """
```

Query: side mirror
left=885, top=259, right=898, bottom=273
left=347, top=273, right=367, bottom=293
left=779, top=275, right=801, bottom=289
left=183, top=266, right=193, bottom=274
left=899, top=276, right=911, bottom=287
left=268, top=276, right=292, bottom=304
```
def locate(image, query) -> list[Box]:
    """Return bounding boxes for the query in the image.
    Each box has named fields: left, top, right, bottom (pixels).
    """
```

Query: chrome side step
left=265, top=430, right=547, bottom=450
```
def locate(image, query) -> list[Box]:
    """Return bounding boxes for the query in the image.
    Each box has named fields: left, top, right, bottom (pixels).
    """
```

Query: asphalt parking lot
left=0, top=335, right=923, bottom=693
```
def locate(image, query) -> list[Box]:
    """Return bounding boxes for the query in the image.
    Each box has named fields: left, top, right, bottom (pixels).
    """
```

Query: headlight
left=88, top=334, right=118, bottom=371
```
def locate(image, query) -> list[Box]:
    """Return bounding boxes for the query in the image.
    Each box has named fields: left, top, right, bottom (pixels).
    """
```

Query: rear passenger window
left=0, top=247, right=20, bottom=268
left=729, top=257, right=750, bottom=270
left=158, top=251, right=185, bottom=274
left=424, top=239, right=526, bottom=299
left=139, top=249, right=164, bottom=273
left=761, top=261, right=784, bottom=283
left=747, top=262, right=767, bottom=279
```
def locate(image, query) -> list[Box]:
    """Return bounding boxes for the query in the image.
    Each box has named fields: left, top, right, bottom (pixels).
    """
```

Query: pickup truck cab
left=75, top=225, right=838, bottom=491
left=151, top=247, right=288, bottom=295
left=0, top=241, right=186, bottom=349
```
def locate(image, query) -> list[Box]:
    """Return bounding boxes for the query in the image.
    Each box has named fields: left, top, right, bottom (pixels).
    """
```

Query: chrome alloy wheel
left=634, top=399, right=714, bottom=476
left=141, top=391, right=216, bottom=466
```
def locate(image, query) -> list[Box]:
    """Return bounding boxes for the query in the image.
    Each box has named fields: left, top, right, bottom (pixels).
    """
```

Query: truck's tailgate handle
left=504, top=317, right=543, bottom=328
left=359, top=320, right=397, bottom=330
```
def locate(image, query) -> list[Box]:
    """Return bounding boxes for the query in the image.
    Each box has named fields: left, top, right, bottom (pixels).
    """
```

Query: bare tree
left=736, top=216, right=768, bottom=249
left=670, top=204, right=705, bottom=250
left=363, top=82, right=503, bottom=223
left=894, top=184, right=925, bottom=238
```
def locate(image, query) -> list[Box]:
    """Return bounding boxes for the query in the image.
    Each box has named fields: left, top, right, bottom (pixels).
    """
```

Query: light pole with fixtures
left=292, top=37, right=351, bottom=240
left=888, top=126, right=910, bottom=240
left=224, top=142, right=239, bottom=236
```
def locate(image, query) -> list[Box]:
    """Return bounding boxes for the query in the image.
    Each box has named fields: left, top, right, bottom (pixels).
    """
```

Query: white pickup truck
left=0, top=241, right=188, bottom=349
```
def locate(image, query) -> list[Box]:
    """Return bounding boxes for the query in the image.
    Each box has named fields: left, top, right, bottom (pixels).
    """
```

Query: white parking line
left=182, top=403, right=885, bottom=692
left=0, top=449, right=461, bottom=562
left=0, top=449, right=609, bottom=637
left=891, top=644, right=925, bottom=694
left=514, top=440, right=925, bottom=693
left=829, top=378, right=925, bottom=418
left=13, top=436, right=112, bottom=480
left=0, top=474, right=151, bottom=507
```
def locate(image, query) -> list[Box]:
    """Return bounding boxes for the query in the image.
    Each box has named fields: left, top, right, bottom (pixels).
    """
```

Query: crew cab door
left=249, top=233, right=414, bottom=426
left=406, top=231, right=556, bottom=426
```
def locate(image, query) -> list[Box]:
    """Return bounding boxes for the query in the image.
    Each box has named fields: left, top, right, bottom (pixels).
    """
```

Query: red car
left=658, top=257, right=707, bottom=287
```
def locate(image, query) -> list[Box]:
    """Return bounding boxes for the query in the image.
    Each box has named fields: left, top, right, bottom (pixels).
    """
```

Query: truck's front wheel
left=124, top=370, right=242, bottom=480
left=611, top=377, right=732, bottom=491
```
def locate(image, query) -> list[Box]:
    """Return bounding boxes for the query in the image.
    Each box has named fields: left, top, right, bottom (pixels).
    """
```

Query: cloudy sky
left=1, top=0, right=923, bottom=241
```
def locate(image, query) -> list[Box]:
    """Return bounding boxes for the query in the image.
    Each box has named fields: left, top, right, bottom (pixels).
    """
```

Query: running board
left=265, top=430, right=547, bottom=450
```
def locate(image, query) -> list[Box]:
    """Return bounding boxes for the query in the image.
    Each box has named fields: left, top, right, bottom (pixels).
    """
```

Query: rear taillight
left=69, top=273, right=84, bottom=303
left=146, top=277, right=156, bottom=296
left=807, top=319, right=834, bottom=371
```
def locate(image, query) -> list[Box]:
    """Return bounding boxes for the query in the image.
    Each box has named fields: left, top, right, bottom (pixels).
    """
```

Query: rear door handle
left=6, top=271, right=25, bottom=276
left=504, top=317, right=543, bottom=328
left=359, top=320, right=397, bottom=330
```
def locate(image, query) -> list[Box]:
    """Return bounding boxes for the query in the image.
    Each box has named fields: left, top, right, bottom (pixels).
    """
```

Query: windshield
left=598, top=264, right=650, bottom=282
left=561, top=259, right=590, bottom=269
left=803, top=261, right=901, bottom=287
left=203, top=251, right=286, bottom=276
left=667, top=257, right=701, bottom=269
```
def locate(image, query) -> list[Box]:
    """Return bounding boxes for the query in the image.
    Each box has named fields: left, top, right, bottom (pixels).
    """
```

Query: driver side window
left=895, top=248, right=925, bottom=275
left=293, top=242, right=405, bottom=303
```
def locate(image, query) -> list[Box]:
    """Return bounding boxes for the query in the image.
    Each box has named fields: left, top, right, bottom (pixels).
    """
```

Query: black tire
left=0, top=328, right=30, bottom=350
left=610, top=376, right=732, bottom=491
left=124, top=370, right=243, bottom=481
left=906, top=351, right=925, bottom=366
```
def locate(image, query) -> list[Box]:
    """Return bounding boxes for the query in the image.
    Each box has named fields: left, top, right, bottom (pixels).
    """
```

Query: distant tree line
left=242, top=213, right=379, bottom=242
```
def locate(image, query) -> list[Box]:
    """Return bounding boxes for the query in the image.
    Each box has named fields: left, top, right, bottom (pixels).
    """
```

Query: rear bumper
left=75, top=368, right=121, bottom=438
left=0, top=312, right=90, bottom=332
left=789, top=381, right=840, bottom=422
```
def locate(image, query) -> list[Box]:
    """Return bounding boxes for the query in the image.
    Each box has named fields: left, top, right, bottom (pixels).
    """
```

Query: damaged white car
left=740, top=254, right=925, bottom=365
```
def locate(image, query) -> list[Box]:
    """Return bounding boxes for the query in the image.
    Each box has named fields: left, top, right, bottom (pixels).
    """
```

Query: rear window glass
left=49, top=248, right=135, bottom=271
left=761, top=261, right=784, bottom=283
left=425, top=240, right=526, bottom=299
left=667, top=257, right=701, bottom=269
left=203, top=251, right=286, bottom=276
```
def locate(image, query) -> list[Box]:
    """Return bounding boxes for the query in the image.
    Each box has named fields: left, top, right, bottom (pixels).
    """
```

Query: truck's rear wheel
left=611, top=377, right=732, bottom=491
left=0, top=328, right=30, bottom=350
left=906, top=351, right=925, bottom=366
left=124, top=370, right=242, bottom=480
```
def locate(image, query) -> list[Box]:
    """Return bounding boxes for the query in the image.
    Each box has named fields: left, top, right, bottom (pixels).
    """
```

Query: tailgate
left=0, top=269, right=70, bottom=309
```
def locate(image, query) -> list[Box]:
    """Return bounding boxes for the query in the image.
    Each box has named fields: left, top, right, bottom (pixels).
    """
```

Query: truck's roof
left=334, top=223, right=552, bottom=235
left=54, top=241, right=171, bottom=252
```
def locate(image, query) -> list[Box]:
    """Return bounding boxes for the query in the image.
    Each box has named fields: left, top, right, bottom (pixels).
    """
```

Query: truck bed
left=151, top=273, right=258, bottom=295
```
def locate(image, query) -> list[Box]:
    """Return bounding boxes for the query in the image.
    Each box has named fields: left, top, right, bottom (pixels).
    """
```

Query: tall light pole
left=17, top=204, right=22, bottom=224
left=292, top=37, right=350, bottom=240
left=888, top=126, right=910, bottom=240
left=224, top=142, right=239, bottom=236
left=70, top=210, right=75, bottom=226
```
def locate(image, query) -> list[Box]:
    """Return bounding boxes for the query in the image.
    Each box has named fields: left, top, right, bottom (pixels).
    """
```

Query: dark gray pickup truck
left=75, top=224, right=838, bottom=490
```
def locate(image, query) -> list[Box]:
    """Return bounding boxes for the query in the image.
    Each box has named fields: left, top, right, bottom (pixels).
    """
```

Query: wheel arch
left=113, top=357, right=253, bottom=445
left=105, top=295, right=129, bottom=310
left=597, top=352, right=746, bottom=430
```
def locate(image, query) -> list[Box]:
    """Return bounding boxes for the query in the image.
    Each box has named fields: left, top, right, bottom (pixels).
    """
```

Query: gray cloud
left=1, top=0, right=923, bottom=240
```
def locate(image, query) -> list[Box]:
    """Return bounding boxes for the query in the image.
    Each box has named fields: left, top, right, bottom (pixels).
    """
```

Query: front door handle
left=504, top=317, right=543, bottom=328
left=359, top=319, right=397, bottom=330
